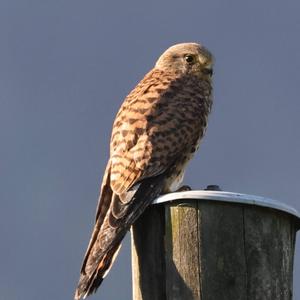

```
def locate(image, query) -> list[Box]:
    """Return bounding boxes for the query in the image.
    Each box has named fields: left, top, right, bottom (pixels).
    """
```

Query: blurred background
left=0, top=1, right=299, bottom=299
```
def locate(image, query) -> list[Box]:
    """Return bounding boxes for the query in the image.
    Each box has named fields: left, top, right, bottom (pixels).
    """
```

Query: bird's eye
left=184, top=54, right=195, bottom=64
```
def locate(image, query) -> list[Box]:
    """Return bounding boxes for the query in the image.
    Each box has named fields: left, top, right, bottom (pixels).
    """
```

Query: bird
left=74, top=42, right=214, bottom=299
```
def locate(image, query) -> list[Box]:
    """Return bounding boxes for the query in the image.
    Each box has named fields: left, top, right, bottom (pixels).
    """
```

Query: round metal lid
left=153, top=190, right=300, bottom=222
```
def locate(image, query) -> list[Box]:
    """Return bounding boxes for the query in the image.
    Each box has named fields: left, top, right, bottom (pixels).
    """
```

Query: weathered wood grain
left=131, top=200, right=299, bottom=300
left=244, top=207, right=295, bottom=300
left=199, top=202, right=247, bottom=300
left=165, top=201, right=201, bottom=300
left=131, top=204, right=166, bottom=300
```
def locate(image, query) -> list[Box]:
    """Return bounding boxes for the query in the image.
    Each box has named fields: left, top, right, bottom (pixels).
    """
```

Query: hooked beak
left=202, top=65, right=213, bottom=76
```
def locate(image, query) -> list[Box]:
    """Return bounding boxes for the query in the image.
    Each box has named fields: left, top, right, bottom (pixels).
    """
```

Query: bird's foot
left=175, top=185, right=192, bottom=192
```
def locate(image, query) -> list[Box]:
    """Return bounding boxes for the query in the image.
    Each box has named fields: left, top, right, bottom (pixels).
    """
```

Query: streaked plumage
left=75, top=42, right=213, bottom=299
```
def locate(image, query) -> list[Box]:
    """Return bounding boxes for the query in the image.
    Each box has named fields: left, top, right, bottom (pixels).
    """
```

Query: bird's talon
left=175, top=185, right=192, bottom=192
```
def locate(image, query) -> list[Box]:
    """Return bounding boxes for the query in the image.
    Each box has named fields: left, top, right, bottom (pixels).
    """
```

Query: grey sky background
left=0, top=1, right=299, bottom=299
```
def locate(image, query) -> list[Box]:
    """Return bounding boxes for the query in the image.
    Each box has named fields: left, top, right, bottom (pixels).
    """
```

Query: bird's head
left=155, top=42, right=213, bottom=78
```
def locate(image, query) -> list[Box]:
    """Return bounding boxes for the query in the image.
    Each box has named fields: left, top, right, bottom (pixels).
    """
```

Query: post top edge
left=152, top=190, right=300, bottom=222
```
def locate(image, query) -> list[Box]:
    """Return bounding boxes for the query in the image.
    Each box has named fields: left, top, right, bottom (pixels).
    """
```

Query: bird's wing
left=75, top=69, right=206, bottom=299
left=109, top=69, right=203, bottom=195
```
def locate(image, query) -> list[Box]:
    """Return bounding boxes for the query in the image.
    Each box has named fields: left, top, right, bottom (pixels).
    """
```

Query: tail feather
left=74, top=173, right=166, bottom=299
left=80, top=162, right=113, bottom=274
left=75, top=242, right=122, bottom=300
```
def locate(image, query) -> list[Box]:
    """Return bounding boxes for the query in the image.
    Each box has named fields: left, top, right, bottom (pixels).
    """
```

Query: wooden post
left=131, top=190, right=300, bottom=300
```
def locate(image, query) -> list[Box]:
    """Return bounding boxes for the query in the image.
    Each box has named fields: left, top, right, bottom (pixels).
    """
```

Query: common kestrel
left=75, top=42, right=213, bottom=299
